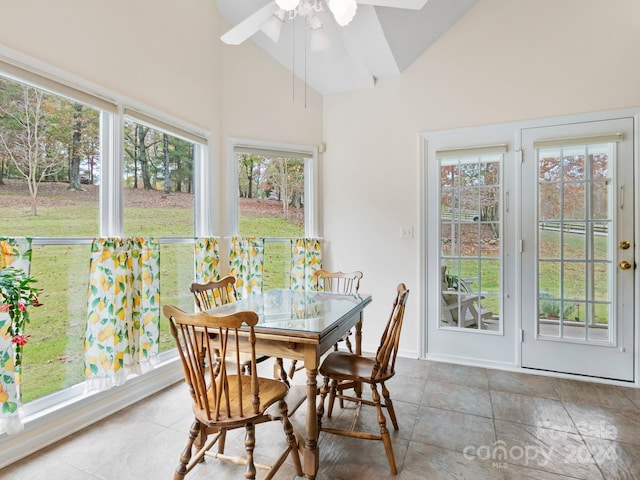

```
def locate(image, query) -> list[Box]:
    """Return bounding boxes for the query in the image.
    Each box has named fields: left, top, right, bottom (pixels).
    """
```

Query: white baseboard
left=423, top=352, right=518, bottom=371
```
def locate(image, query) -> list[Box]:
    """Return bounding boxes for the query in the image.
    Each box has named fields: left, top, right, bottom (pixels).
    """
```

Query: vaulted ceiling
left=214, top=0, right=479, bottom=95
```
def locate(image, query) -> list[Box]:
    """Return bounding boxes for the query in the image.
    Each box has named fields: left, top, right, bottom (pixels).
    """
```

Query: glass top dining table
left=205, top=288, right=372, bottom=479
left=206, top=288, right=372, bottom=339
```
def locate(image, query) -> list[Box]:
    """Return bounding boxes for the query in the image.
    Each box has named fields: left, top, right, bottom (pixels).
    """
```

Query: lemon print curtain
left=290, top=238, right=322, bottom=291
left=84, top=238, right=160, bottom=392
left=228, top=237, right=264, bottom=298
left=0, top=237, right=32, bottom=434
left=194, top=237, right=220, bottom=284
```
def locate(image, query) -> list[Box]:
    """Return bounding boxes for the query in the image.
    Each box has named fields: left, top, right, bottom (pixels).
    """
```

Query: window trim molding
left=226, top=137, right=319, bottom=238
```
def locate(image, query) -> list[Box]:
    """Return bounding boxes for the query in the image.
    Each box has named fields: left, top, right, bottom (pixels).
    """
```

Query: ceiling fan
left=221, top=0, right=429, bottom=51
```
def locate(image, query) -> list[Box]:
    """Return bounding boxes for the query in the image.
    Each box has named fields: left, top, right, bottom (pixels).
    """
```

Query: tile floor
left=3, top=358, right=640, bottom=480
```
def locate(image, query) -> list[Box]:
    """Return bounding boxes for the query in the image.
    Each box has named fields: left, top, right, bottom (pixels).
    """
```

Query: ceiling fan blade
left=220, top=1, right=279, bottom=45
left=356, top=0, right=428, bottom=9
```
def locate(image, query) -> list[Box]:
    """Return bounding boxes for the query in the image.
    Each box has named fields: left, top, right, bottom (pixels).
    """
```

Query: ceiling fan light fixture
left=327, top=0, right=357, bottom=26
left=261, top=9, right=285, bottom=43
left=275, top=0, right=301, bottom=11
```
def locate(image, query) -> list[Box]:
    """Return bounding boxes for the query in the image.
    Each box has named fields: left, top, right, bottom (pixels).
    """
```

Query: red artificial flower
left=17, top=301, right=27, bottom=312
left=11, top=334, right=30, bottom=346
left=0, top=304, right=9, bottom=312
left=32, top=298, right=42, bottom=307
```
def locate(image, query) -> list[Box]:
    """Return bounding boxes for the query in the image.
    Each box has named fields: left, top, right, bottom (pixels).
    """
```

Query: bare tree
left=163, top=133, right=170, bottom=194
left=68, top=103, right=84, bottom=191
left=278, top=158, right=289, bottom=219
left=0, top=152, right=6, bottom=185
left=238, top=154, right=259, bottom=198
left=0, top=85, right=65, bottom=215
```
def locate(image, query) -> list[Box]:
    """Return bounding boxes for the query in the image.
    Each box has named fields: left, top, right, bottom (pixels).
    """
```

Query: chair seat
left=195, top=375, right=289, bottom=425
left=319, top=351, right=394, bottom=383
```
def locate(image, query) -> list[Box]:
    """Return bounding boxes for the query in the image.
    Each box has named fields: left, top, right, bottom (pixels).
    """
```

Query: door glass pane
left=564, top=182, right=585, bottom=220
left=563, top=228, right=586, bottom=259
left=539, top=261, right=561, bottom=299
left=439, top=153, right=501, bottom=332
left=537, top=143, right=614, bottom=343
left=591, top=182, right=610, bottom=219
left=589, top=302, right=611, bottom=341
left=539, top=184, right=561, bottom=221
left=563, top=149, right=585, bottom=181
left=540, top=229, right=561, bottom=259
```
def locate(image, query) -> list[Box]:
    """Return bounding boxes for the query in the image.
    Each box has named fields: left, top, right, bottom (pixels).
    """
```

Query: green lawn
left=239, top=216, right=304, bottom=290
left=3, top=197, right=302, bottom=403
left=445, top=228, right=610, bottom=323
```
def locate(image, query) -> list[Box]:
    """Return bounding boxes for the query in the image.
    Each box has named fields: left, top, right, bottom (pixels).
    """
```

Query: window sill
left=0, top=353, right=182, bottom=469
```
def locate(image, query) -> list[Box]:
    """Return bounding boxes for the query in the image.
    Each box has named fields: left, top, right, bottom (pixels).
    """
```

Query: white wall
left=321, top=0, right=640, bottom=357
left=0, top=0, right=223, bottom=130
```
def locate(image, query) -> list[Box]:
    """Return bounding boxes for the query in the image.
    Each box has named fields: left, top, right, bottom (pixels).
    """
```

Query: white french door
left=521, top=117, right=635, bottom=381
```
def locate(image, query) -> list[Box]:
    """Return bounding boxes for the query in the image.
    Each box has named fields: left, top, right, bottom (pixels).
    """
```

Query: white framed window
left=438, top=146, right=504, bottom=332
left=227, top=138, right=319, bottom=289
left=0, top=54, right=209, bottom=406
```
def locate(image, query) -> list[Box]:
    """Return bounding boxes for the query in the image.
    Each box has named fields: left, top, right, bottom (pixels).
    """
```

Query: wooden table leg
left=354, top=314, right=363, bottom=399
left=303, top=349, right=320, bottom=479
left=355, top=315, right=363, bottom=356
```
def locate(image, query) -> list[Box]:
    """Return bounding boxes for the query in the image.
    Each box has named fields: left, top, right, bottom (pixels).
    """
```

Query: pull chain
left=291, top=17, right=295, bottom=103
left=304, top=21, right=307, bottom=108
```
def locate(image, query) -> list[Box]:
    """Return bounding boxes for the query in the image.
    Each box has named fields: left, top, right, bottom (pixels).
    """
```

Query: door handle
left=619, top=241, right=631, bottom=250
left=619, top=260, right=632, bottom=270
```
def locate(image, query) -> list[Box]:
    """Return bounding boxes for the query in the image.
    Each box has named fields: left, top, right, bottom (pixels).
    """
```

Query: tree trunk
left=68, top=103, right=83, bottom=191
left=280, top=159, right=288, bottom=219
left=137, top=126, right=153, bottom=190
left=30, top=183, right=38, bottom=216
left=89, top=155, right=95, bottom=183
left=0, top=154, right=5, bottom=185
left=133, top=125, right=139, bottom=188
left=247, top=160, right=254, bottom=198
left=163, top=134, right=170, bottom=194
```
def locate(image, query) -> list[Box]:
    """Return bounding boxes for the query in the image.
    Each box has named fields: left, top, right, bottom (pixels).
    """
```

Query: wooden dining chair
left=163, top=305, right=302, bottom=480
left=190, top=275, right=238, bottom=311
left=315, top=269, right=363, bottom=296
left=317, top=283, right=409, bottom=475
left=287, top=269, right=364, bottom=380
left=315, top=269, right=363, bottom=353
left=190, top=276, right=269, bottom=374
